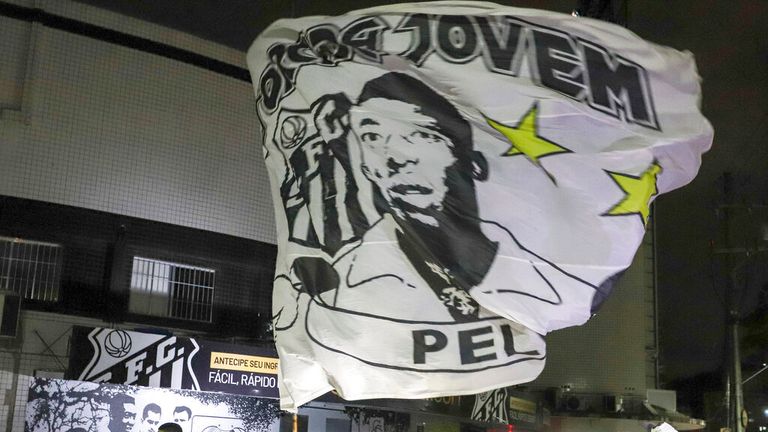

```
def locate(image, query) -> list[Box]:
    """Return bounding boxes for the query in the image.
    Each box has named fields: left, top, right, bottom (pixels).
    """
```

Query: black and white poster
left=345, top=408, right=410, bottom=432
left=67, top=326, right=279, bottom=399
left=246, top=2, right=713, bottom=409
left=25, top=378, right=280, bottom=432
left=470, top=388, right=538, bottom=427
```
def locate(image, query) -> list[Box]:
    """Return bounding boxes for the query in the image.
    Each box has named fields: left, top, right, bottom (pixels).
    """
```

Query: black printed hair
left=356, top=72, right=475, bottom=164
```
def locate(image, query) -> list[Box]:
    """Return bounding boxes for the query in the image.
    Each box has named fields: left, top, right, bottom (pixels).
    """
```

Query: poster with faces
left=25, top=378, right=279, bottom=432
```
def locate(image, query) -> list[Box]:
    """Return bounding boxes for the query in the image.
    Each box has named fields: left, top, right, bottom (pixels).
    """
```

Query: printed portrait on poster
left=25, top=378, right=279, bottom=432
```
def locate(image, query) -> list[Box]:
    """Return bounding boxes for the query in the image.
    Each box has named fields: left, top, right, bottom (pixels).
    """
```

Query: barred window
left=129, top=257, right=215, bottom=322
left=0, top=237, right=62, bottom=301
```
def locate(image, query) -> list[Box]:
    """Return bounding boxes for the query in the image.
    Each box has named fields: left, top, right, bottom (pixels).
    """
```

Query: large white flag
left=247, top=1, right=712, bottom=410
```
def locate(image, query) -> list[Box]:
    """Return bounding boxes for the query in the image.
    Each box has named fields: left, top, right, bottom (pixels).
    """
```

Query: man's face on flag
left=351, top=97, right=455, bottom=226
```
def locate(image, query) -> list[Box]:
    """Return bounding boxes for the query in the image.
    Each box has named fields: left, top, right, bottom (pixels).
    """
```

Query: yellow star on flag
left=604, top=162, right=663, bottom=225
left=485, top=103, right=570, bottom=166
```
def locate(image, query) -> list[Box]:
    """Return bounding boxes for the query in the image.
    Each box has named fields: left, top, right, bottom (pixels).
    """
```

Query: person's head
left=158, top=423, right=183, bottom=432
left=94, top=405, right=112, bottom=431
left=142, top=403, right=162, bottom=432
left=349, top=72, right=484, bottom=227
left=172, top=406, right=192, bottom=426
left=109, top=394, right=137, bottom=432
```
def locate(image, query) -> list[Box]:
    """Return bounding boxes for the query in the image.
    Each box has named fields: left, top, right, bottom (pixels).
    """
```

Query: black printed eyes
left=360, top=130, right=445, bottom=146
left=360, top=132, right=382, bottom=144
left=411, top=130, right=445, bottom=144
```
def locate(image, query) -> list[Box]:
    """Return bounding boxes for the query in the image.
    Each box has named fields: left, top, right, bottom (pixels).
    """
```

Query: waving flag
left=246, top=1, right=712, bottom=410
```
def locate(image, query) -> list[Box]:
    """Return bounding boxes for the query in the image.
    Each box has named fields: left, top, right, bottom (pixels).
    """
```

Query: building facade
left=0, top=1, right=667, bottom=431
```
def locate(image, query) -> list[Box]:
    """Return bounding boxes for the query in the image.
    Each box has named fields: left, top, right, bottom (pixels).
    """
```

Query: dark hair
left=143, top=403, right=162, bottom=418
left=109, top=394, right=136, bottom=429
left=158, top=423, right=183, bottom=432
left=173, top=405, right=192, bottom=419
left=357, top=72, right=475, bottom=165
left=111, top=394, right=135, bottom=408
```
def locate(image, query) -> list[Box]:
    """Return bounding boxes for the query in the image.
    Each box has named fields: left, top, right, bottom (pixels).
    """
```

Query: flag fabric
left=246, top=1, right=712, bottom=410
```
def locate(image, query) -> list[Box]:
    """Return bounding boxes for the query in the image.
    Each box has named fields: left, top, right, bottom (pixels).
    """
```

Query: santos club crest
left=76, top=327, right=200, bottom=390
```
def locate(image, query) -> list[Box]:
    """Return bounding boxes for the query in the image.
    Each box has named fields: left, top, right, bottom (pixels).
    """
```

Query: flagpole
left=720, top=172, right=744, bottom=432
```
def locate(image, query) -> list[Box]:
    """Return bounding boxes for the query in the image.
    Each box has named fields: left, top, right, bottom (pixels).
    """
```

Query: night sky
left=75, top=0, right=768, bottom=383
left=627, top=1, right=768, bottom=382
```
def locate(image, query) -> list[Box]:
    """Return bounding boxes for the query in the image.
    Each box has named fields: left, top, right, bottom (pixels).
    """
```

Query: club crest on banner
left=78, top=327, right=201, bottom=390
left=472, top=388, right=508, bottom=424
left=69, top=326, right=280, bottom=399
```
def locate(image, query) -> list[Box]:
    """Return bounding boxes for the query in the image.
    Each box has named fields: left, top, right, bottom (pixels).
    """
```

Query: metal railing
left=129, top=257, right=215, bottom=322
left=0, top=237, right=62, bottom=302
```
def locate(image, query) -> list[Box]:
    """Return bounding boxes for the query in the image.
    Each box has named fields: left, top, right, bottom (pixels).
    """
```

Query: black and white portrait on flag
left=272, top=71, right=612, bottom=332
left=309, top=72, right=611, bottom=328
left=265, top=71, right=624, bottom=406
left=248, top=3, right=712, bottom=409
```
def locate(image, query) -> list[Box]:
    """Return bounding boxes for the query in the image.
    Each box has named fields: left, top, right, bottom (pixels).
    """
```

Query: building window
left=0, top=237, right=62, bottom=302
left=129, top=257, right=215, bottom=322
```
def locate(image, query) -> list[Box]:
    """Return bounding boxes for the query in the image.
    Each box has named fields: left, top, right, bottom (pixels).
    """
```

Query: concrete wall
left=0, top=0, right=275, bottom=244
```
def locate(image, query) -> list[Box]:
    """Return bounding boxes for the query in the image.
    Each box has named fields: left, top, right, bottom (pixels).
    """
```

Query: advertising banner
left=246, top=1, right=713, bottom=409
left=25, top=377, right=279, bottom=432
left=67, top=326, right=279, bottom=399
